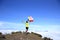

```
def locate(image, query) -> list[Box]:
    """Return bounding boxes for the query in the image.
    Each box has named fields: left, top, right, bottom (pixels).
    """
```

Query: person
left=25, top=21, right=29, bottom=32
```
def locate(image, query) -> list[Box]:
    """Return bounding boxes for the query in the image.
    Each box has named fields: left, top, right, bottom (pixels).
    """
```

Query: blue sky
left=0, top=0, right=60, bottom=24
left=0, top=0, right=60, bottom=40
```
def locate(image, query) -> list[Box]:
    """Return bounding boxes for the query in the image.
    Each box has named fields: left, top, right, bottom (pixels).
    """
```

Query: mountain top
left=0, top=31, right=53, bottom=40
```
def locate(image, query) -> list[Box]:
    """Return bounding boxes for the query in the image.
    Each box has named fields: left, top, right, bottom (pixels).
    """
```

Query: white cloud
left=34, top=31, right=60, bottom=40
left=0, top=21, right=60, bottom=40
left=0, top=21, right=25, bottom=30
left=0, top=22, right=4, bottom=26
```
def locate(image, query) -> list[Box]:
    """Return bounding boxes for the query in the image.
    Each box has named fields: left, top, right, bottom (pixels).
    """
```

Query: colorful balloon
left=28, top=16, right=34, bottom=22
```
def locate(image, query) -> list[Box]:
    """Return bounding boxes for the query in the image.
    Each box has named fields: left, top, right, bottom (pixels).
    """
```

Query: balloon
left=28, top=16, right=34, bottom=22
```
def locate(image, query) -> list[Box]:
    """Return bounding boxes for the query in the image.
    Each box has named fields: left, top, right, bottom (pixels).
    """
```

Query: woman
left=25, top=21, right=29, bottom=32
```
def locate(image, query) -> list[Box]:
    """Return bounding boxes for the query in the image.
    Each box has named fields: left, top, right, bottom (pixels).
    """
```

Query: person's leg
left=26, top=27, right=27, bottom=32
left=26, top=27, right=28, bottom=32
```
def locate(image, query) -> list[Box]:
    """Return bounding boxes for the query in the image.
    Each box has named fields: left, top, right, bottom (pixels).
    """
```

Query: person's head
left=26, top=21, right=28, bottom=23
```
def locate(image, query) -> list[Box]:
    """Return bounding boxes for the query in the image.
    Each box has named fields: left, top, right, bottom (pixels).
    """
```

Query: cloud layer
left=0, top=21, right=60, bottom=40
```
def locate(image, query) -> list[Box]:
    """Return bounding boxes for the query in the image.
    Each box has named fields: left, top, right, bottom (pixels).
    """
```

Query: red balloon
left=29, top=20, right=33, bottom=22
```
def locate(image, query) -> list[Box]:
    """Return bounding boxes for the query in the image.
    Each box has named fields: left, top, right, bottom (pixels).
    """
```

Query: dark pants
left=26, top=27, right=29, bottom=32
